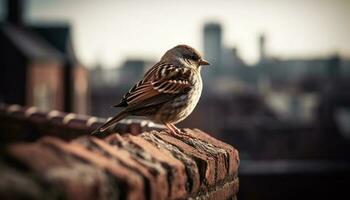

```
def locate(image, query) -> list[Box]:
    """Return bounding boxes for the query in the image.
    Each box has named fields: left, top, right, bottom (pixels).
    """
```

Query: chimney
left=6, top=0, right=24, bottom=26
left=259, top=34, right=266, bottom=63
left=232, top=47, right=238, bottom=57
left=327, top=53, right=340, bottom=77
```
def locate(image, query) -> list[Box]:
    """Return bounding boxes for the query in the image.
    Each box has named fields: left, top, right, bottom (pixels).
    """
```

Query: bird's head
left=161, top=45, right=210, bottom=69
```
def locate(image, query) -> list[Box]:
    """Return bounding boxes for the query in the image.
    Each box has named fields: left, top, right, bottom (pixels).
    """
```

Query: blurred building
left=90, top=62, right=119, bottom=88
left=203, top=23, right=222, bottom=67
left=202, top=22, right=249, bottom=96
left=0, top=0, right=89, bottom=114
left=258, top=34, right=267, bottom=63
left=198, top=22, right=350, bottom=160
left=118, top=59, right=153, bottom=89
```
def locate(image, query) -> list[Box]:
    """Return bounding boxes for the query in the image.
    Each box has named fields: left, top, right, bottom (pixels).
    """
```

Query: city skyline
left=19, top=0, right=350, bottom=68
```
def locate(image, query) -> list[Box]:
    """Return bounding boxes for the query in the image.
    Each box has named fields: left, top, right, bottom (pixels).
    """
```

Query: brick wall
left=0, top=103, right=239, bottom=199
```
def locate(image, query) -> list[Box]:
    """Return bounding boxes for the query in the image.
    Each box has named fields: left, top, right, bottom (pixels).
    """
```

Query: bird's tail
left=91, top=111, right=128, bottom=135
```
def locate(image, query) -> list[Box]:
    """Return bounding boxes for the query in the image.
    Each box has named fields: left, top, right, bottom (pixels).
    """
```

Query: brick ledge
left=0, top=104, right=239, bottom=199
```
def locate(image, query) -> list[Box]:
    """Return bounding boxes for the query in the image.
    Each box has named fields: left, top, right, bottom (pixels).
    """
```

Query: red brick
left=26, top=110, right=47, bottom=124
left=0, top=163, right=46, bottom=200
left=63, top=114, right=90, bottom=130
left=46, top=111, right=66, bottom=127
left=5, top=104, right=26, bottom=119
left=190, top=128, right=240, bottom=177
left=170, top=129, right=229, bottom=183
left=141, top=132, right=201, bottom=196
left=0, top=104, right=240, bottom=199
left=40, top=136, right=145, bottom=200
left=7, top=143, right=70, bottom=171
left=155, top=133, right=216, bottom=188
left=75, top=137, right=169, bottom=200
left=6, top=142, right=112, bottom=200
left=105, top=134, right=170, bottom=198
left=201, top=177, right=239, bottom=200
left=125, top=134, right=187, bottom=199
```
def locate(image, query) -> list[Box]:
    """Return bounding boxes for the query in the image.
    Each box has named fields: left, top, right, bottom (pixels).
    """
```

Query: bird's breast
left=156, top=72, right=202, bottom=124
left=188, top=72, right=202, bottom=106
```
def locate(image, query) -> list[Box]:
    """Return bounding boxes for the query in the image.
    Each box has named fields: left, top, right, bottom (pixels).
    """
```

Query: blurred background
left=1, top=0, right=350, bottom=199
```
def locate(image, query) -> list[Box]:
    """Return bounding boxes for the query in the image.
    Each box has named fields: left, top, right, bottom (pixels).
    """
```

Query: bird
left=93, top=44, right=210, bottom=136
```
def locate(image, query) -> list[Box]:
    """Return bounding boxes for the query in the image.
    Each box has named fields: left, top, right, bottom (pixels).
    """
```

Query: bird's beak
left=199, top=59, right=210, bottom=66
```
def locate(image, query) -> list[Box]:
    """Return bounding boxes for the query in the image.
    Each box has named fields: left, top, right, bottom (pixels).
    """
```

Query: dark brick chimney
left=6, top=0, right=24, bottom=26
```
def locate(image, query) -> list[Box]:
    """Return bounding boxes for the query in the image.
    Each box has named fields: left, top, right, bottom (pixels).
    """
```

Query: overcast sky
left=24, top=0, right=350, bottom=68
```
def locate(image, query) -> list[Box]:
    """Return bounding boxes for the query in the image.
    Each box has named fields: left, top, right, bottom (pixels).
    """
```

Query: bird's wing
left=114, top=62, right=194, bottom=110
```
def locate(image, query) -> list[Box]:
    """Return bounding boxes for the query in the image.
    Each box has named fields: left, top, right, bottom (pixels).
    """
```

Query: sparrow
left=94, top=45, right=210, bottom=136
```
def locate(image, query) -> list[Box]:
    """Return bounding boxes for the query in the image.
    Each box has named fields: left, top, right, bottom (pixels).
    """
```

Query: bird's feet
left=164, top=122, right=191, bottom=137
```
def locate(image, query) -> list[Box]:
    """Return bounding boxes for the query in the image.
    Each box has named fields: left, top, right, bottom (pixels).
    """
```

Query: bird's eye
left=190, top=54, right=200, bottom=61
left=184, top=54, right=198, bottom=62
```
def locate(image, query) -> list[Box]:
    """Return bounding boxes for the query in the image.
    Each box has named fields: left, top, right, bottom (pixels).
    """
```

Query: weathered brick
left=169, top=129, right=229, bottom=183
left=105, top=134, right=170, bottom=199
left=46, top=111, right=66, bottom=127
left=63, top=114, right=90, bottom=130
left=199, top=176, right=239, bottom=200
left=190, top=128, right=240, bottom=177
left=40, top=137, right=145, bottom=200
left=6, top=142, right=113, bottom=200
left=0, top=163, right=46, bottom=200
left=126, top=134, right=187, bottom=199
left=26, top=110, right=47, bottom=124
left=155, top=132, right=216, bottom=189
left=142, top=132, right=201, bottom=195
left=0, top=104, right=240, bottom=199
left=6, top=104, right=26, bottom=119
left=7, top=143, right=70, bottom=170
left=73, top=136, right=168, bottom=200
